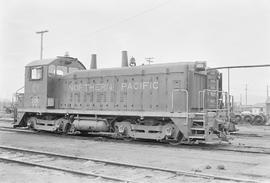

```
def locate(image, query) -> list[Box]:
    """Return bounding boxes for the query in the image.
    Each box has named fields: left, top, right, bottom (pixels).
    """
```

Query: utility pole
left=240, top=94, right=242, bottom=105
left=267, top=85, right=269, bottom=98
left=36, top=30, right=49, bottom=60
left=245, top=84, right=248, bottom=106
left=145, top=57, right=154, bottom=64
left=227, top=68, right=231, bottom=121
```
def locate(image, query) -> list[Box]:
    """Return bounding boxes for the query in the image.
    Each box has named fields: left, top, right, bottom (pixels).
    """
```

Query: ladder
left=189, top=113, right=206, bottom=139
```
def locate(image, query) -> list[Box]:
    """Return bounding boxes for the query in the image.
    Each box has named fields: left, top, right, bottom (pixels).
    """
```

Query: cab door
left=47, top=64, right=68, bottom=109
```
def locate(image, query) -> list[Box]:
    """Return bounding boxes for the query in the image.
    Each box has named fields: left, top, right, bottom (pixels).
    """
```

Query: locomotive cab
left=24, top=56, right=86, bottom=109
left=14, top=56, right=86, bottom=125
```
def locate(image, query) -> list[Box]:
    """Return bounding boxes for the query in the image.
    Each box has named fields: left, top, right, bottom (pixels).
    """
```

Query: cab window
left=56, top=66, right=67, bottom=76
left=48, top=65, right=80, bottom=77
left=48, top=65, right=68, bottom=76
left=48, top=65, right=56, bottom=76
left=30, top=66, right=43, bottom=80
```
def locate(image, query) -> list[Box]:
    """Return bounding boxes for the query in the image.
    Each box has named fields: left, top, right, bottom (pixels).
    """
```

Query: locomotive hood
left=62, top=61, right=207, bottom=79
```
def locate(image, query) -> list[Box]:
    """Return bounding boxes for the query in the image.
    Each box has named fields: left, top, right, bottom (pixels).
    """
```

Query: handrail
left=198, top=89, right=228, bottom=111
left=198, top=89, right=232, bottom=122
left=13, top=86, right=25, bottom=107
left=15, top=86, right=24, bottom=94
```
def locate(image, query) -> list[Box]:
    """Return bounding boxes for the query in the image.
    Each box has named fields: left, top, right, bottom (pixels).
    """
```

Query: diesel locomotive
left=14, top=51, right=232, bottom=144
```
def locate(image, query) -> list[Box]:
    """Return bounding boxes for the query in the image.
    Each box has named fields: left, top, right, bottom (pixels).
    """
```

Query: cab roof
left=26, top=56, right=86, bottom=70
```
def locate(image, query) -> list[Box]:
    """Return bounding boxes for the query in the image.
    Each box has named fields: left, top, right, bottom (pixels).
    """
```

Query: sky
left=0, top=0, right=269, bottom=104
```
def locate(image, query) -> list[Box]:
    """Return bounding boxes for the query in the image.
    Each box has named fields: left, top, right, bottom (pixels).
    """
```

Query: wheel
left=234, top=115, right=242, bottom=123
left=114, top=122, right=133, bottom=141
left=80, top=131, right=89, bottom=135
left=26, top=117, right=37, bottom=130
left=63, top=123, right=71, bottom=134
left=122, top=124, right=133, bottom=141
left=123, top=137, right=133, bottom=142
left=56, top=118, right=71, bottom=134
left=169, top=131, right=184, bottom=146
left=252, top=116, right=265, bottom=126
left=113, top=123, right=119, bottom=133
left=244, top=115, right=252, bottom=124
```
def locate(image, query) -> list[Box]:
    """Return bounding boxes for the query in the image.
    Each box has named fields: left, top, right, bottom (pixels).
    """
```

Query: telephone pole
left=267, top=85, right=269, bottom=98
left=145, top=57, right=154, bottom=64
left=36, top=30, right=49, bottom=60
left=240, top=94, right=242, bottom=105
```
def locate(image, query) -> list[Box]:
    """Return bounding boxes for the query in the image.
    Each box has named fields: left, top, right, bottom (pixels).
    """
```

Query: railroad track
left=0, top=145, right=257, bottom=183
left=0, top=126, right=270, bottom=156
left=0, top=126, right=36, bottom=133
left=0, top=145, right=132, bottom=182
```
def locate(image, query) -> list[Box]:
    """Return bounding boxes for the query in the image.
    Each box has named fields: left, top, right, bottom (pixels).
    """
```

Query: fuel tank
left=73, top=118, right=109, bottom=132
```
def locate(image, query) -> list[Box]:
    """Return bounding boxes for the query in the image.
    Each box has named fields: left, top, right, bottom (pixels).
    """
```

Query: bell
left=129, top=57, right=136, bottom=67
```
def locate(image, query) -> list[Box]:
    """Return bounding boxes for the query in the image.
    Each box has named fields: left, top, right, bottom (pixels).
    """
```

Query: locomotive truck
left=14, top=51, right=232, bottom=145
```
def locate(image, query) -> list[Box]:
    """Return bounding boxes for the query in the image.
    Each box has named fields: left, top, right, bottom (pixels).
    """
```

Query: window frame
left=30, top=66, right=43, bottom=81
left=48, top=64, right=56, bottom=76
left=55, top=65, right=68, bottom=76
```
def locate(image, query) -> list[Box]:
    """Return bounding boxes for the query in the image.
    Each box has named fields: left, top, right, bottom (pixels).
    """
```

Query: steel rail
left=0, top=127, right=269, bottom=155
left=0, top=145, right=257, bottom=183
left=0, top=126, right=35, bottom=133
left=0, top=157, right=132, bottom=182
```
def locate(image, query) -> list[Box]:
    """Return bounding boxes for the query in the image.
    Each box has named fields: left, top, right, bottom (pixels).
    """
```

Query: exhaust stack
left=90, top=54, right=97, bottom=69
left=121, top=51, right=128, bottom=67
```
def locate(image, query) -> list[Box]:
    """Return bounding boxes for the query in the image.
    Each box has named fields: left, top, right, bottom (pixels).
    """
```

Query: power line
left=90, top=0, right=173, bottom=35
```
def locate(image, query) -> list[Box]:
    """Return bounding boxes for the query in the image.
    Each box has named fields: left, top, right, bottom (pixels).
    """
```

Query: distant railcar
left=14, top=51, right=232, bottom=144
